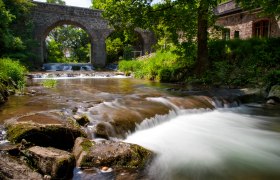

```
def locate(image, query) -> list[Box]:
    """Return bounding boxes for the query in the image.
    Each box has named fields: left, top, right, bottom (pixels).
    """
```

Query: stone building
left=215, top=0, right=280, bottom=39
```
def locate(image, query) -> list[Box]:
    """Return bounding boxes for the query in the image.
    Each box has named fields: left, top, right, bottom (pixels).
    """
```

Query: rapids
left=126, top=108, right=280, bottom=179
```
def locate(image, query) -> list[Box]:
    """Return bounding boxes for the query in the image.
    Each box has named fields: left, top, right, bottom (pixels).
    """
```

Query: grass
left=41, top=79, right=57, bottom=88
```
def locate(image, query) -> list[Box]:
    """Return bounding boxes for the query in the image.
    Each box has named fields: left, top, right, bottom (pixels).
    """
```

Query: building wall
left=216, top=10, right=280, bottom=39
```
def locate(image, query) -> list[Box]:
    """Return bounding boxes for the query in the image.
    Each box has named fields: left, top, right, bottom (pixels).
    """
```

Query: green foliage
left=264, top=70, right=280, bottom=88
left=92, top=0, right=107, bottom=9
left=0, top=58, right=27, bottom=84
left=46, top=0, right=66, bottom=5
left=204, top=38, right=280, bottom=87
left=106, top=37, right=124, bottom=63
left=119, top=48, right=194, bottom=82
left=46, top=25, right=90, bottom=63
left=105, top=30, right=146, bottom=63
left=0, top=0, right=36, bottom=68
left=236, top=0, right=280, bottom=17
left=41, top=79, right=57, bottom=88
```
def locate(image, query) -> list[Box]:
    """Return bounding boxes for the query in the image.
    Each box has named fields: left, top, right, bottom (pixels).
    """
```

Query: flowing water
left=1, top=73, right=280, bottom=179
left=126, top=108, right=280, bottom=179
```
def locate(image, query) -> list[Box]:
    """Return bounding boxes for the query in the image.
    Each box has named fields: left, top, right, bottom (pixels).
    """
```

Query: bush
left=0, top=58, right=27, bottom=84
left=206, top=38, right=280, bottom=87
left=119, top=48, right=193, bottom=82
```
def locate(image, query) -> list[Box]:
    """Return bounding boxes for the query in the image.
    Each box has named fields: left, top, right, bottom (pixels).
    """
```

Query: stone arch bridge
left=31, top=1, right=156, bottom=67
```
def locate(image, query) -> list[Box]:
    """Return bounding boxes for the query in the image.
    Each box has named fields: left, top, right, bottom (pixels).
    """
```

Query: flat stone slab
left=0, top=153, right=43, bottom=179
left=26, top=146, right=75, bottom=179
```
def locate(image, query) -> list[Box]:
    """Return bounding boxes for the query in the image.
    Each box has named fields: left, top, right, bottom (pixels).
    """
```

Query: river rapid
left=1, top=72, right=280, bottom=180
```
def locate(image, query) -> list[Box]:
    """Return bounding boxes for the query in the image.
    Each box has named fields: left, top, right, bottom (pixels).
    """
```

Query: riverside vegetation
left=119, top=38, right=280, bottom=88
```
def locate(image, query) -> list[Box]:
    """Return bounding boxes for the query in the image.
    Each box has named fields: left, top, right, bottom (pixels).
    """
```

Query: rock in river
left=24, top=146, right=75, bottom=179
left=267, top=85, right=280, bottom=103
left=0, top=153, right=43, bottom=179
left=73, top=137, right=153, bottom=169
left=5, top=113, right=87, bottom=150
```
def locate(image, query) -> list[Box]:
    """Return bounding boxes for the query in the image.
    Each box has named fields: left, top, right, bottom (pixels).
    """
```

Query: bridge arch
left=31, top=2, right=155, bottom=67
left=41, top=19, right=95, bottom=63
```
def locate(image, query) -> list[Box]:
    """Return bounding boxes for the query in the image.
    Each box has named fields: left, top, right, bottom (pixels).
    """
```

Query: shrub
left=41, top=79, right=57, bottom=88
left=119, top=48, right=194, bottom=82
left=207, top=38, right=280, bottom=87
left=0, top=58, right=27, bottom=84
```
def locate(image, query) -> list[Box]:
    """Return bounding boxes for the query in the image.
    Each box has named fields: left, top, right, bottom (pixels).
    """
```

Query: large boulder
left=5, top=113, right=87, bottom=150
left=267, top=85, right=280, bottom=103
left=0, top=153, right=43, bottom=180
left=73, top=137, right=153, bottom=170
left=24, top=146, right=75, bottom=179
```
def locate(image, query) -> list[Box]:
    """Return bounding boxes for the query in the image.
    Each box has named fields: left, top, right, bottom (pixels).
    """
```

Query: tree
left=236, top=0, right=280, bottom=17
left=99, top=0, right=279, bottom=76
left=46, top=25, right=90, bottom=63
left=0, top=0, right=34, bottom=65
left=46, top=0, right=66, bottom=5
left=100, top=0, right=221, bottom=75
left=92, top=0, right=107, bottom=9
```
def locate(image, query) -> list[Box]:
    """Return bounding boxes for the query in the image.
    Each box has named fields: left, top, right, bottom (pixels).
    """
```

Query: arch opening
left=105, top=30, right=145, bottom=65
left=42, top=21, right=94, bottom=70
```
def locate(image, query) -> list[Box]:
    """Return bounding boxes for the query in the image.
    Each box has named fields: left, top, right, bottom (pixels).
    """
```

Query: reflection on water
left=126, top=109, right=280, bottom=179
left=0, top=78, right=165, bottom=123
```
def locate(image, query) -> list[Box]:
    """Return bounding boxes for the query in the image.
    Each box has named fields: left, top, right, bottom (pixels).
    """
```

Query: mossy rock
left=79, top=140, right=153, bottom=170
left=25, top=146, right=75, bottom=179
left=268, top=85, right=280, bottom=102
left=0, top=153, right=43, bottom=179
left=6, top=122, right=87, bottom=150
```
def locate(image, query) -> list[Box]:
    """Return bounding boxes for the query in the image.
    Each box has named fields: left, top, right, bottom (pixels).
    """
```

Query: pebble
left=100, top=166, right=113, bottom=173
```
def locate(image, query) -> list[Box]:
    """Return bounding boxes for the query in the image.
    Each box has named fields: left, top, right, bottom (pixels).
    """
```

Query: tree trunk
left=195, top=1, right=209, bottom=76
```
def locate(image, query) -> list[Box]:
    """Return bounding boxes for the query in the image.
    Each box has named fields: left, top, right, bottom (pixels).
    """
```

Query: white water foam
left=32, top=74, right=129, bottom=80
left=125, top=109, right=280, bottom=179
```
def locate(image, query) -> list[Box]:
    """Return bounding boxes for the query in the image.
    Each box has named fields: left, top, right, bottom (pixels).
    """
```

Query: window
left=234, top=31, right=240, bottom=38
left=222, top=28, right=230, bottom=40
left=253, top=20, right=269, bottom=38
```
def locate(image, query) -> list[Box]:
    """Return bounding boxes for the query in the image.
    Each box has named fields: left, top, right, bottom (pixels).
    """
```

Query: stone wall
left=216, top=11, right=280, bottom=39
left=215, top=0, right=280, bottom=39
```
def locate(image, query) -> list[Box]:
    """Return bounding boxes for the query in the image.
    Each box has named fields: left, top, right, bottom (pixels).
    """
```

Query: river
left=1, top=73, right=280, bottom=179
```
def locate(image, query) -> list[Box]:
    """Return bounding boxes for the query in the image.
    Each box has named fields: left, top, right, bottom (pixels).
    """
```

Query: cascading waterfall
left=126, top=109, right=280, bottom=179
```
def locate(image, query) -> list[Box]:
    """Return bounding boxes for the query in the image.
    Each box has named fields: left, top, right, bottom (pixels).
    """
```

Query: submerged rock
left=0, top=153, right=43, bottom=180
left=25, top=146, right=75, bottom=179
left=5, top=114, right=87, bottom=150
left=73, top=137, right=153, bottom=170
left=94, top=122, right=115, bottom=139
left=73, top=114, right=90, bottom=126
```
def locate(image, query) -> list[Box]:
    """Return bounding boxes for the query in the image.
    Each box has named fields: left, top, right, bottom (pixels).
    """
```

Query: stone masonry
left=30, top=1, right=156, bottom=67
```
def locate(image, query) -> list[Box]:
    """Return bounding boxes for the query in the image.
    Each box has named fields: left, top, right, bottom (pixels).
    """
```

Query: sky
left=35, top=0, right=162, bottom=8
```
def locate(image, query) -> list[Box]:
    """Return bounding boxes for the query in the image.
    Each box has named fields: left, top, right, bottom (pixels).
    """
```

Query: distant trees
left=236, top=0, right=280, bottom=17
left=46, top=25, right=90, bottom=63
left=46, top=0, right=66, bottom=5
